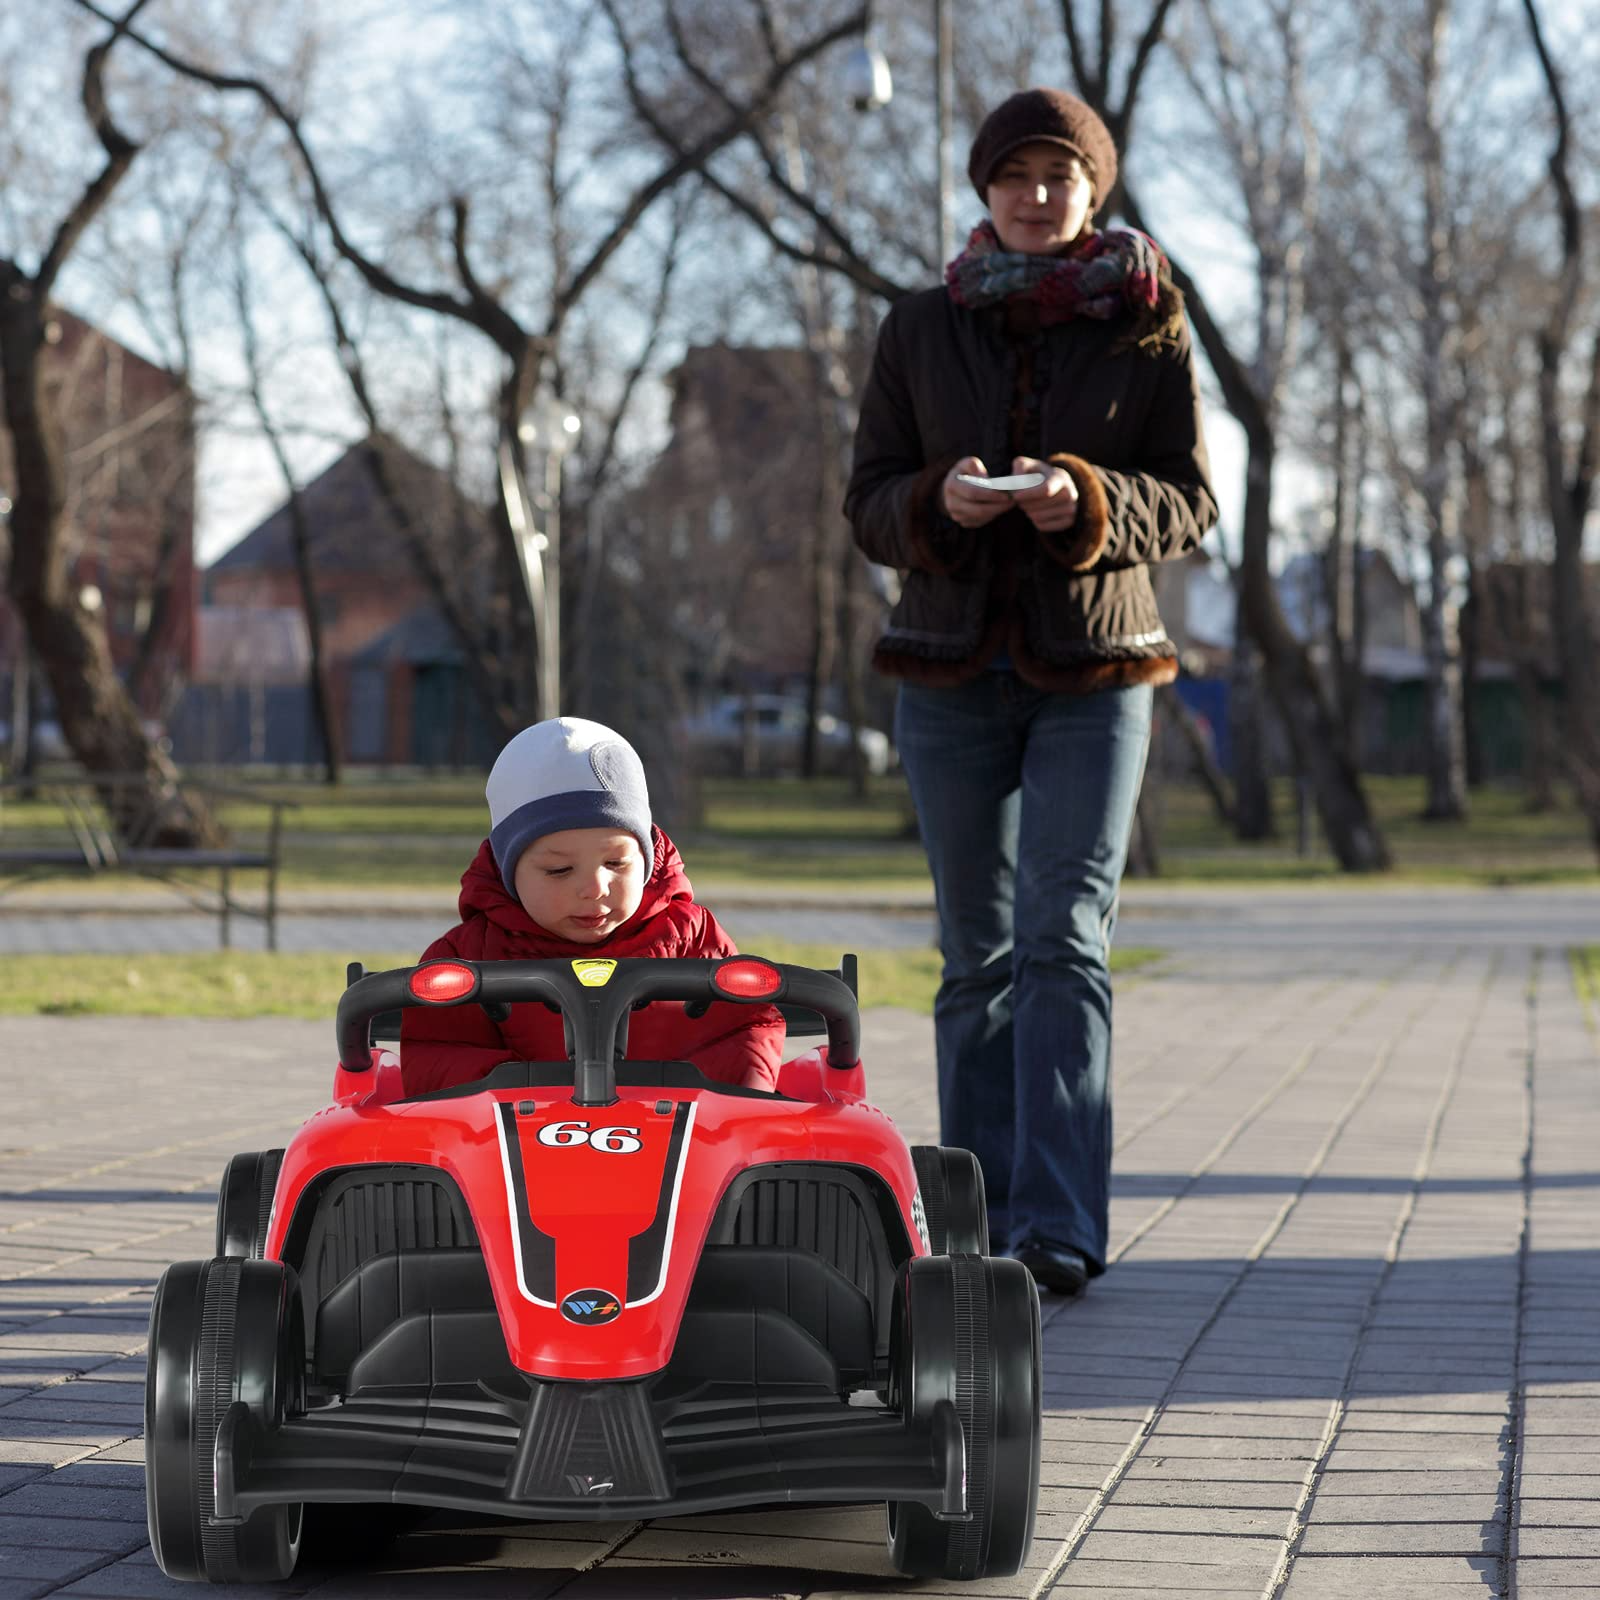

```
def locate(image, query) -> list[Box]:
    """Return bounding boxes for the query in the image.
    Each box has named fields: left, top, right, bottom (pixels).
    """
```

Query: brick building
left=199, top=438, right=496, bottom=766
left=0, top=310, right=197, bottom=718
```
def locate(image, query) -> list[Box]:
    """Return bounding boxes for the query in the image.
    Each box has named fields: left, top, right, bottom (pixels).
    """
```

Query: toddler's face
left=512, top=827, right=646, bottom=944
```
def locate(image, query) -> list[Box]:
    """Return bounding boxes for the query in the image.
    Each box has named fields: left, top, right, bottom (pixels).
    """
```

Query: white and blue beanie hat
left=486, top=718, right=653, bottom=886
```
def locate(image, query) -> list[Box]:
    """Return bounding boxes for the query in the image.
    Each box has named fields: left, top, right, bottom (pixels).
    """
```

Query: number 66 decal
left=536, top=1120, right=643, bottom=1154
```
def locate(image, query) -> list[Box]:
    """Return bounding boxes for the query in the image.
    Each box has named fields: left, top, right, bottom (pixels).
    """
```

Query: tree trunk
left=1160, top=682, right=1234, bottom=826
left=126, top=420, right=189, bottom=720
left=1126, top=782, right=1162, bottom=878
left=1229, top=635, right=1276, bottom=842
left=0, top=276, right=214, bottom=846
left=1120, top=186, right=1389, bottom=872
left=6, top=646, right=31, bottom=777
left=1459, top=558, right=1484, bottom=789
left=1414, top=0, right=1468, bottom=821
left=1326, top=336, right=1366, bottom=762
left=234, top=248, right=343, bottom=783
left=1418, top=533, right=1468, bottom=817
left=282, top=483, right=342, bottom=782
left=1516, top=660, right=1556, bottom=812
left=839, top=545, right=872, bottom=798
left=1238, top=434, right=1390, bottom=869
left=1521, top=0, right=1600, bottom=853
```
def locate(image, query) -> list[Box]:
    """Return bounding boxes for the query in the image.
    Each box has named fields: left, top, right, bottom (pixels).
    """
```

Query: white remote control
left=955, top=471, right=1046, bottom=491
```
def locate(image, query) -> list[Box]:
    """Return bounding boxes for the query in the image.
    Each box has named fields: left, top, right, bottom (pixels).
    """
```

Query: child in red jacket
left=400, top=717, right=785, bottom=1097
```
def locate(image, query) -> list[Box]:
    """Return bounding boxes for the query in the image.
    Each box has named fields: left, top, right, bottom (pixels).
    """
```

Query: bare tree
left=1520, top=0, right=1600, bottom=852
left=1, top=0, right=215, bottom=842
left=1111, top=0, right=1390, bottom=869
left=227, top=189, right=341, bottom=782
left=78, top=0, right=868, bottom=728
left=1370, top=0, right=1470, bottom=818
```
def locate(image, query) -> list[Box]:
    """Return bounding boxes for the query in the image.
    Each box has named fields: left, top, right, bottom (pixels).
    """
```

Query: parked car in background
left=680, top=695, right=894, bottom=778
left=0, top=719, right=171, bottom=765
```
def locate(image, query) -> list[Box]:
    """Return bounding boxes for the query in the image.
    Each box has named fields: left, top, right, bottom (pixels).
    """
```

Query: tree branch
left=698, top=161, right=907, bottom=301
left=36, top=0, right=153, bottom=296
left=265, top=212, right=519, bottom=732
left=70, top=0, right=490, bottom=329
left=1059, top=1, right=1096, bottom=100
left=602, top=0, right=903, bottom=302
left=1122, top=0, right=1183, bottom=119
left=566, top=0, right=869, bottom=333
left=1120, top=181, right=1269, bottom=444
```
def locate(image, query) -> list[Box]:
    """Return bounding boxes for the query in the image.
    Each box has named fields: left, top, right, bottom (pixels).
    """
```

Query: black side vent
left=707, top=1163, right=913, bottom=1363
left=285, top=1165, right=479, bottom=1305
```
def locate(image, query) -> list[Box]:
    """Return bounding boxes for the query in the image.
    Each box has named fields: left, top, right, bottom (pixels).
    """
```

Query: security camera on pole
left=842, top=0, right=956, bottom=270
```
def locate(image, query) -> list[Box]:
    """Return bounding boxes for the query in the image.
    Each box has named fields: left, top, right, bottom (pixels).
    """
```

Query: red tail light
left=409, top=961, right=479, bottom=1004
left=712, top=958, right=783, bottom=999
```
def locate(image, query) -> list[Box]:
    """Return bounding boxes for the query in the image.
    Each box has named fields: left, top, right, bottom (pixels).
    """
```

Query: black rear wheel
left=886, top=1254, right=1041, bottom=1580
left=145, top=1256, right=305, bottom=1583
left=910, top=1145, right=988, bottom=1255
left=215, top=1150, right=285, bottom=1258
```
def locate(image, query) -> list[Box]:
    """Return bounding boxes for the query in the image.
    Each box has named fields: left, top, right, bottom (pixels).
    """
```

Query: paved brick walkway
left=0, top=899, right=1597, bottom=1596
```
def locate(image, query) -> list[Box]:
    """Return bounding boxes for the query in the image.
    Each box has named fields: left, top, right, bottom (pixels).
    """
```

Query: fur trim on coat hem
left=1037, top=453, right=1111, bottom=570
left=871, top=643, right=1178, bottom=695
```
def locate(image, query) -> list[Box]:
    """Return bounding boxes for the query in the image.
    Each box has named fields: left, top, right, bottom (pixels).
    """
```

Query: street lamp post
left=499, top=401, right=581, bottom=723
left=934, top=0, right=954, bottom=269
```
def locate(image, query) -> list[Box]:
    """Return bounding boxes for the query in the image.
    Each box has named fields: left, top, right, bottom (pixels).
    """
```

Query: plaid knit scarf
left=945, top=219, right=1186, bottom=351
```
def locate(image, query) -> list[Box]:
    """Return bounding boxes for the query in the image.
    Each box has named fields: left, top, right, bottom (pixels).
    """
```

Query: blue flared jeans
left=895, top=673, right=1154, bottom=1272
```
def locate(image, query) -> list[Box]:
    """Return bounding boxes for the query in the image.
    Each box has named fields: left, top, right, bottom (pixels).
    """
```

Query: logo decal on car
left=571, top=958, right=617, bottom=987
left=560, top=1289, right=622, bottom=1325
left=911, top=1186, right=931, bottom=1251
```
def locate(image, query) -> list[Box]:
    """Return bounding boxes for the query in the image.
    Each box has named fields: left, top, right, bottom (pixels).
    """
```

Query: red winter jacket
left=399, top=830, right=785, bottom=1097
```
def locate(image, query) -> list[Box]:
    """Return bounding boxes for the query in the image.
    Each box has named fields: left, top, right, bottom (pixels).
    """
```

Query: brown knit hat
left=967, top=88, right=1118, bottom=208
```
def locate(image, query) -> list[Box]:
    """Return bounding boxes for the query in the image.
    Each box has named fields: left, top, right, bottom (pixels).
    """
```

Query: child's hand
left=1008, top=455, right=1079, bottom=533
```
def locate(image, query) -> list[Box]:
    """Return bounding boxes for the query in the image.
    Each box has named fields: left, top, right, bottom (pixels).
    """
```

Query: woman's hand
left=1008, top=456, right=1079, bottom=533
left=941, top=457, right=1015, bottom=528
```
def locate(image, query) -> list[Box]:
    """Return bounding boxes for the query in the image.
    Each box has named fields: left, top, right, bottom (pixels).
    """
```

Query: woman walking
left=845, top=88, right=1218, bottom=1295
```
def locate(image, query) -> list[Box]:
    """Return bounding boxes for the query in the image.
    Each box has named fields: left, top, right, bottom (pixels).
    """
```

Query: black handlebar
left=337, top=956, right=861, bottom=1104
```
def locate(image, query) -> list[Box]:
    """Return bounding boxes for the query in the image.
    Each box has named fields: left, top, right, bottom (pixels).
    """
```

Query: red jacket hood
left=454, top=826, right=697, bottom=957
left=401, top=826, right=785, bottom=1097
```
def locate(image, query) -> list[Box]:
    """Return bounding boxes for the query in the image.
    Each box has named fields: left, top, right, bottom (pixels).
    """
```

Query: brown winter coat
left=844, top=286, right=1219, bottom=692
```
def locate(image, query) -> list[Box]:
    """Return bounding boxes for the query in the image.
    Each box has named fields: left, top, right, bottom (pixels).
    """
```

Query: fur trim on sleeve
left=1037, top=453, right=1110, bottom=571
left=906, top=455, right=976, bottom=575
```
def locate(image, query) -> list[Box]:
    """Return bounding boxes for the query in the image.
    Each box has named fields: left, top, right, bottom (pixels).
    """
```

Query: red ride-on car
left=144, top=955, right=1042, bottom=1584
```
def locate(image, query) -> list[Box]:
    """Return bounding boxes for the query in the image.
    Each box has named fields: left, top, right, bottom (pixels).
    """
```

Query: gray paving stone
left=1042, top=1558, right=1272, bottom=1590
left=1514, top=1559, right=1600, bottom=1588
left=1280, top=1555, right=1502, bottom=1593
left=1296, top=1522, right=1503, bottom=1555
left=1308, top=1492, right=1502, bottom=1523
left=1519, top=1530, right=1600, bottom=1556
left=0, top=1481, right=147, bottom=1521
left=1093, top=1505, right=1295, bottom=1537
left=1518, top=1500, right=1600, bottom=1526
left=1109, top=1480, right=1304, bottom=1510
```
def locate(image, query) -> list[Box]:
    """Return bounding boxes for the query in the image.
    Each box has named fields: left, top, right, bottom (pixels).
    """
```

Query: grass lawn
left=0, top=944, right=1165, bottom=1020
left=1573, top=947, right=1599, bottom=1026
left=3, top=769, right=1597, bottom=896
left=264, top=772, right=1597, bottom=889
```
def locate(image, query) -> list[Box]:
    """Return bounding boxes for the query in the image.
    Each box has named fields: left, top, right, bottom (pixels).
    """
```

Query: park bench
left=0, top=772, right=293, bottom=950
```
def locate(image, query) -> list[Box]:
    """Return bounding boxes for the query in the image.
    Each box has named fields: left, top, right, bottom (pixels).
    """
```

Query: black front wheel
left=214, top=1150, right=284, bottom=1258
left=145, top=1257, right=305, bottom=1583
left=886, top=1253, right=1041, bottom=1580
left=910, top=1145, right=989, bottom=1255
